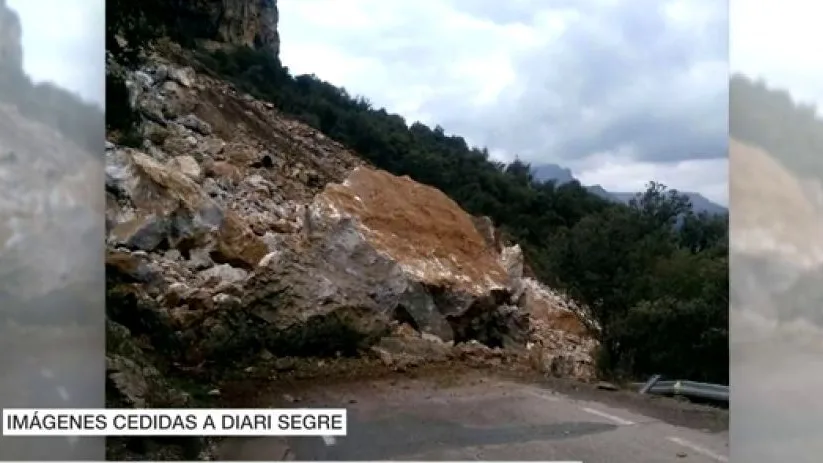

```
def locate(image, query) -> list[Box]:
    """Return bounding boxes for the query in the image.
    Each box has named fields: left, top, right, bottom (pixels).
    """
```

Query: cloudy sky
left=7, top=1, right=820, bottom=206
left=729, top=0, right=823, bottom=116
left=731, top=0, right=823, bottom=108
left=279, top=0, right=729, bottom=204
left=7, top=0, right=104, bottom=106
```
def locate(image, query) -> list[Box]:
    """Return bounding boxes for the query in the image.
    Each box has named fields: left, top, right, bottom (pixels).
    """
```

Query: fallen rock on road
left=102, top=45, right=604, bottom=460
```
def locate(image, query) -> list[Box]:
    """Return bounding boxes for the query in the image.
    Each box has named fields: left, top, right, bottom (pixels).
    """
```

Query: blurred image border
left=0, top=1, right=106, bottom=460
left=729, top=6, right=823, bottom=461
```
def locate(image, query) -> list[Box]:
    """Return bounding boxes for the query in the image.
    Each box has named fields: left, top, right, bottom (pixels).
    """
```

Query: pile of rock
left=104, top=54, right=600, bottom=404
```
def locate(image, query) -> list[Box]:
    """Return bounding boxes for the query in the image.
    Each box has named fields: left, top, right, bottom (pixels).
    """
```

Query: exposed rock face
left=217, top=0, right=279, bottom=54
left=301, top=166, right=512, bottom=341
left=310, top=167, right=509, bottom=292
left=169, top=0, right=279, bottom=56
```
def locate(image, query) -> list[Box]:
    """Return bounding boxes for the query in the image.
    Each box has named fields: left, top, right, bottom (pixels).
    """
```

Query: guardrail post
left=638, top=374, right=662, bottom=394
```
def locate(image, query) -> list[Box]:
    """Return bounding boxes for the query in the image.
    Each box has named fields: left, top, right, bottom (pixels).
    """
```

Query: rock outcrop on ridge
left=138, top=0, right=280, bottom=56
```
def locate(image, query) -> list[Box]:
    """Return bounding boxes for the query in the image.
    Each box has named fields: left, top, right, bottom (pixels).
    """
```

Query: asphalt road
left=0, top=327, right=105, bottom=461
left=219, top=374, right=729, bottom=462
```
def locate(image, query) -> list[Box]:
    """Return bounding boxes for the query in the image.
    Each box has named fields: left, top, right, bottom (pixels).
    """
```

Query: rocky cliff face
left=169, top=0, right=279, bottom=56
left=217, top=0, right=279, bottom=54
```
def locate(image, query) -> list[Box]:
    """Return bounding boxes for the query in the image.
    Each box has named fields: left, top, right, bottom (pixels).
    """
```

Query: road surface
left=219, top=373, right=729, bottom=462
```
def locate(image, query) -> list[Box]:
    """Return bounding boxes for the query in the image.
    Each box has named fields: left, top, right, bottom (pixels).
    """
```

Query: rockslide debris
left=104, top=51, right=600, bottom=418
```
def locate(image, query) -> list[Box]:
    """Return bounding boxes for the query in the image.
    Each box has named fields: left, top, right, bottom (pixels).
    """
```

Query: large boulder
left=243, top=245, right=394, bottom=356
left=105, top=147, right=268, bottom=269
left=289, top=166, right=520, bottom=343
left=240, top=166, right=534, bottom=353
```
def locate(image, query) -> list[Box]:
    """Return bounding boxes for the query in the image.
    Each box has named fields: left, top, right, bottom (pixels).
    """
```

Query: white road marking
left=581, top=407, right=636, bottom=426
left=524, top=389, right=636, bottom=426
left=56, top=386, right=70, bottom=401
left=321, top=436, right=336, bottom=446
left=523, top=389, right=561, bottom=402
left=667, top=436, right=728, bottom=462
left=40, top=368, right=54, bottom=379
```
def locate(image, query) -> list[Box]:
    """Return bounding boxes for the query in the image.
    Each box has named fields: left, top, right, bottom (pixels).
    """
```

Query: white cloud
left=731, top=0, right=823, bottom=108
left=575, top=154, right=729, bottom=205
left=279, top=0, right=727, bottom=202
left=7, top=0, right=105, bottom=106
left=279, top=0, right=550, bottom=124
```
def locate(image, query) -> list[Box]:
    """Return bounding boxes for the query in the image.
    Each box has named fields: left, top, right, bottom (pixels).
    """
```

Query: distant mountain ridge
left=531, top=163, right=727, bottom=215
left=531, top=164, right=575, bottom=185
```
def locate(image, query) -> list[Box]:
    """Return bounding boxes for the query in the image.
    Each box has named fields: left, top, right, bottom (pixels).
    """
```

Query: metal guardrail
left=637, top=375, right=729, bottom=403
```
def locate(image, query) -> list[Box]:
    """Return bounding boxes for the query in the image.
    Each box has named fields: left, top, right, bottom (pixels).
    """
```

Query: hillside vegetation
left=108, top=14, right=729, bottom=384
